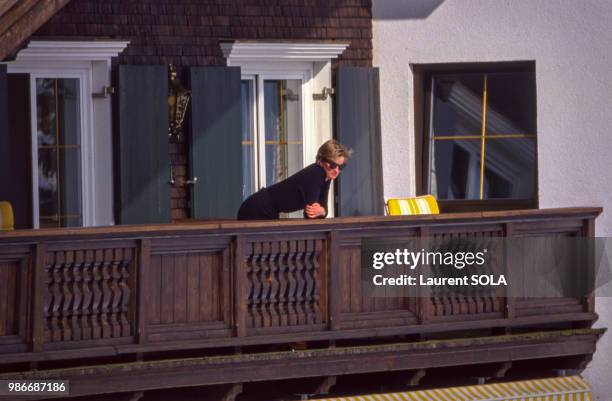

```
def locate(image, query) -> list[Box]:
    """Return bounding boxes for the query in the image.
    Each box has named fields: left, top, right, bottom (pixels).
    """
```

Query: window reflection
left=429, top=71, right=537, bottom=201
left=36, top=78, right=82, bottom=228
left=264, top=79, right=303, bottom=187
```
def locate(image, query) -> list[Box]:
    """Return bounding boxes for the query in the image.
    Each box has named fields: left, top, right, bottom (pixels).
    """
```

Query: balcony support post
left=31, top=243, right=46, bottom=352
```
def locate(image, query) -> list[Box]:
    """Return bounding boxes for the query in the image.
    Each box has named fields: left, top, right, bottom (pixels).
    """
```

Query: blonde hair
left=316, top=139, right=352, bottom=162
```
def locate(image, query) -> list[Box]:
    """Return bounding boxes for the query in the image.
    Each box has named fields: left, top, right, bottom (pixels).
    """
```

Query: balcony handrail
left=0, top=207, right=602, bottom=242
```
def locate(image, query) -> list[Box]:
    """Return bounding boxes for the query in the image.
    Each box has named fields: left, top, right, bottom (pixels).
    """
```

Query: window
left=5, top=40, right=128, bottom=227
left=417, top=62, right=537, bottom=212
left=241, top=75, right=306, bottom=199
left=34, top=77, right=83, bottom=227
left=222, top=41, right=348, bottom=216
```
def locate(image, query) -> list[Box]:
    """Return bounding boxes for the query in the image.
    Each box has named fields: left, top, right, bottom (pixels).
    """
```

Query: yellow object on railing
left=0, top=201, right=14, bottom=230
left=386, top=195, right=439, bottom=215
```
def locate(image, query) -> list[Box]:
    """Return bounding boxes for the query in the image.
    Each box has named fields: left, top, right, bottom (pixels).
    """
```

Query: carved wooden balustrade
left=0, top=208, right=601, bottom=366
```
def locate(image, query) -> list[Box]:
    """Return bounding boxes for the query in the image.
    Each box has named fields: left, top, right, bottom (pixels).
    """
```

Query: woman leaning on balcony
left=237, top=139, right=352, bottom=220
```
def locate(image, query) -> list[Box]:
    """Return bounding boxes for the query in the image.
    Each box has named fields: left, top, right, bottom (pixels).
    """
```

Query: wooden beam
left=494, top=361, right=512, bottom=378
left=221, top=384, right=242, bottom=401
left=0, top=329, right=601, bottom=399
left=0, top=0, right=38, bottom=37
left=128, top=392, right=144, bottom=401
left=407, top=369, right=426, bottom=386
left=314, top=376, right=336, bottom=395
left=0, top=0, right=72, bottom=61
left=0, top=0, right=21, bottom=18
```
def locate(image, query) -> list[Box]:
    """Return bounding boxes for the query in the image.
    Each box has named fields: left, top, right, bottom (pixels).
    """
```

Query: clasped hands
left=305, top=202, right=325, bottom=218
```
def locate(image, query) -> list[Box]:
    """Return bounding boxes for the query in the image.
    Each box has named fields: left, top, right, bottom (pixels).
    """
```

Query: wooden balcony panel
left=145, top=235, right=233, bottom=343
left=0, top=207, right=602, bottom=365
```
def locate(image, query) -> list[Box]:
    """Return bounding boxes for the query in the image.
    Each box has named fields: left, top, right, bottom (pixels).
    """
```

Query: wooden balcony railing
left=0, top=207, right=602, bottom=366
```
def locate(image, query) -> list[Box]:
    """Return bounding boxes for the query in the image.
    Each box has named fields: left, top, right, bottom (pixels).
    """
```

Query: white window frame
left=3, top=40, right=129, bottom=227
left=242, top=65, right=313, bottom=190
left=28, top=69, right=91, bottom=228
left=222, top=41, right=348, bottom=216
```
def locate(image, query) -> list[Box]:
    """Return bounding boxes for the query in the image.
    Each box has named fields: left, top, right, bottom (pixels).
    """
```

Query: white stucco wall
left=372, top=0, right=612, bottom=397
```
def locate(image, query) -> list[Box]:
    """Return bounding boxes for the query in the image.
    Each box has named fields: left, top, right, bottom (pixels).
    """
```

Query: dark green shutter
left=0, top=68, right=32, bottom=228
left=118, top=65, right=170, bottom=224
left=335, top=67, right=384, bottom=216
left=189, top=67, right=242, bottom=219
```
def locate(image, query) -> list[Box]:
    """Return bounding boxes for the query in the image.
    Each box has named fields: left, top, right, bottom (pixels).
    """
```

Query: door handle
left=185, top=177, right=198, bottom=185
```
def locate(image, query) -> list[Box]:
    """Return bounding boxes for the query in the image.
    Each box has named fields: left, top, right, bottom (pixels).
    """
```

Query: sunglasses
left=323, top=159, right=346, bottom=171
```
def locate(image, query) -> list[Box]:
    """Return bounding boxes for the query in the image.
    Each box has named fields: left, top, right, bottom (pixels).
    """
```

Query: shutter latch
left=92, top=86, right=115, bottom=98
left=313, top=87, right=334, bottom=101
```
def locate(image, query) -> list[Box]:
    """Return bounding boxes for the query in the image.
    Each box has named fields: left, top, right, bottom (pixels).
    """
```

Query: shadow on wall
left=372, top=0, right=445, bottom=20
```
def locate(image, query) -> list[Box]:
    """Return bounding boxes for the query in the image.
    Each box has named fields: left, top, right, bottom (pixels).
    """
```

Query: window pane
left=430, top=139, right=482, bottom=200
left=60, top=147, right=82, bottom=225
left=57, top=79, right=80, bottom=145
left=264, top=79, right=303, bottom=187
left=241, top=80, right=255, bottom=199
left=486, top=72, right=536, bottom=135
left=36, top=78, right=82, bottom=228
left=484, top=138, right=536, bottom=199
left=37, top=148, right=58, bottom=221
left=432, top=74, right=484, bottom=137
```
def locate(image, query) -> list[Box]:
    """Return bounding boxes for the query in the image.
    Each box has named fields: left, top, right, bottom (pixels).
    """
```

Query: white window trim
left=222, top=41, right=348, bottom=217
left=28, top=70, right=91, bottom=228
left=3, top=40, right=129, bottom=227
left=247, top=68, right=313, bottom=190
left=220, top=42, right=349, bottom=63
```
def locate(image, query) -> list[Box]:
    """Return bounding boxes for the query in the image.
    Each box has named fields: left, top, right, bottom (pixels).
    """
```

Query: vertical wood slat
left=0, top=262, right=7, bottom=335
left=174, top=253, right=187, bottom=323
left=187, top=253, right=199, bottom=323
left=137, top=239, right=151, bottom=344
left=199, top=254, right=211, bottom=323
left=211, top=253, right=220, bottom=321
left=31, top=243, right=46, bottom=352
left=418, top=227, right=431, bottom=325
left=19, top=257, right=29, bottom=341
left=7, top=261, right=16, bottom=334
left=147, top=254, right=161, bottom=325
left=329, top=231, right=340, bottom=330
left=222, top=246, right=232, bottom=328
left=504, top=223, right=516, bottom=321
left=160, top=254, right=174, bottom=324
left=234, top=236, right=247, bottom=337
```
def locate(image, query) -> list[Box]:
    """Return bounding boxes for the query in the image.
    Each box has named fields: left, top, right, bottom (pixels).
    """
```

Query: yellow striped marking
left=316, top=376, right=592, bottom=401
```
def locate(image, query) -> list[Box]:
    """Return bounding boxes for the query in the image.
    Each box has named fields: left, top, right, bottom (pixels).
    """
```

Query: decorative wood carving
left=430, top=230, right=504, bottom=317
left=245, top=238, right=326, bottom=330
left=43, top=247, right=135, bottom=342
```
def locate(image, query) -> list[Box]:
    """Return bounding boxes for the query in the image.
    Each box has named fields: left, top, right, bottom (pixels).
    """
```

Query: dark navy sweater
left=237, top=164, right=330, bottom=220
